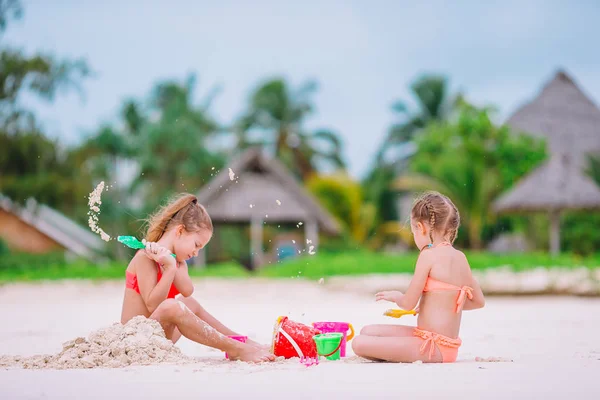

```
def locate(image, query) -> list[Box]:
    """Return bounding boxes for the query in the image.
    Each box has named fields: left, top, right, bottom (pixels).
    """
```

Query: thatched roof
left=506, top=69, right=600, bottom=160
left=494, top=70, right=600, bottom=212
left=196, top=148, right=341, bottom=235
left=0, top=194, right=106, bottom=260
left=494, top=153, right=600, bottom=212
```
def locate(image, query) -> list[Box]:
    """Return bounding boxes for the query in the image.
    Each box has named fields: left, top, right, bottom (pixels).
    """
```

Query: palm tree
left=120, top=99, right=145, bottom=137
left=235, top=78, right=345, bottom=180
left=0, top=0, right=90, bottom=133
left=131, top=74, right=225, bottom=205
left=363, top=75, right=458, bottom=239
left=376, top=74, right=457, bottom=165
left=392, top=104, right=547, bottom=249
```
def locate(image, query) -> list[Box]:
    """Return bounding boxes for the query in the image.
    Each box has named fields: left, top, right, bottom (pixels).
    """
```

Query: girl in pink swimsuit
left=120, top=193, right=274, bottom=363
left=352, top=191, right=485, bottom=363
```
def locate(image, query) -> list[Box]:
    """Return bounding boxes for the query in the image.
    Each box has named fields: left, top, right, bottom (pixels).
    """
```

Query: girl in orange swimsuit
left=352, top=191, right=485, bottom=363
left=120, top=193, right=274, bottom=363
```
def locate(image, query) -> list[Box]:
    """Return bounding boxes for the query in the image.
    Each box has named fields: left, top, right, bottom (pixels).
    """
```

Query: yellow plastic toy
left=383, top=309, right=417, bottom=318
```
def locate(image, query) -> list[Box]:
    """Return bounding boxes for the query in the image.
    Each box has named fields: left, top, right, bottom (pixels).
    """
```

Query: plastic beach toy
left=312, top=322, right=354, bottom=357
left=383, top=309, right=418, bottom=318
left=225, top=335, right=248, bottom=359
left=313, top=333, right=343, bottom=361
left=117, top=236, right=176, bottom=258
left=271, top=316, right=320, bottom=359
left=300, top=356, right=319, bottom=367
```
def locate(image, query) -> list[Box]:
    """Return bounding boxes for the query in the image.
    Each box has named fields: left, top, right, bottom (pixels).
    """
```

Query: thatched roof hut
left=494, top=70, right=600, bottom=254
left=504, top=70, right=600, bottom=159
left=196, top=147, right=340, bottom=268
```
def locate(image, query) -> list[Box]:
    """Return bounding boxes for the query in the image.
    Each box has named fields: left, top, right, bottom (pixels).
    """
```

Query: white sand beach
left=0, top=278, right=598, bottom=399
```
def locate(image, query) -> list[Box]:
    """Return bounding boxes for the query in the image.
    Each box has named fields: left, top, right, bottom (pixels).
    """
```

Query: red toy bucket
left=271, top=316, right=321, bottom=359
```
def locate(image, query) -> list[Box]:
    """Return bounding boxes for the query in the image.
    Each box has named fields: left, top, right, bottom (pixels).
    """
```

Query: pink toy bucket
left=312, top=322, right=355, bottom=357
left=225, top=335, right=248, bottom=359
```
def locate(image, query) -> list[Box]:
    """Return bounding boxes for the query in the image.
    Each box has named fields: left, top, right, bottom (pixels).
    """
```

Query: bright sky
left=8, top=0, right=600, bottom=178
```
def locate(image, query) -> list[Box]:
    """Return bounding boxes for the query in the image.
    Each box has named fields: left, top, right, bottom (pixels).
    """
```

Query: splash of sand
left=0, top=316, right=190, bottom=369
left=87, top=181, right=111, bottom=242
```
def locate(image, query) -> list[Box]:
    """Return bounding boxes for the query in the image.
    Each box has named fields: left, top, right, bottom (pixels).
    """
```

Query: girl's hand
left=375, top=290, right=403, bottom=304
left=144, top=242, right=176, bottom=270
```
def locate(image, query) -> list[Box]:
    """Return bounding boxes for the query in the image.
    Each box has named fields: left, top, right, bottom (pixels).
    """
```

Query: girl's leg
left=352, top=335, right=442, bottom=363
left=170, top=328, right=182, bottom=344
left=150, top=299, right=274, bottom=363
left=359, top=324, right=415, bottom=337
left=177, top=296, right=239, bottom=336
left=177, top=296, right=267, bottom=349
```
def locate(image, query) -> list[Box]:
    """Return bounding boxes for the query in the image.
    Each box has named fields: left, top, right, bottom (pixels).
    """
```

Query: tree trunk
left=304, top=219, right=319, bottom=252
left=250, top=216, right=264, bottom=270
left=292, top=147, right=315, bottom=181
left=468, top=217, right=483, bottom=250
left=275, top=128, right=287, bottom=158
left=549, top=210, right=561, bottom=255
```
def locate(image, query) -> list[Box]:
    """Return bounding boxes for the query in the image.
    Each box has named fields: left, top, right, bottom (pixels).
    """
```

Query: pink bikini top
left=125, top=263, right=180, bottom=299
left=422, top=241, right=473, bottom=313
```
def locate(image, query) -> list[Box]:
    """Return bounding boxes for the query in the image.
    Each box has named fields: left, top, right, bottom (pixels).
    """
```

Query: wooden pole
left=250, top=216, right=264, bottom=269
left=549, top=210, right=561, bottom=255
left=304, top=219, right=319, bottom=252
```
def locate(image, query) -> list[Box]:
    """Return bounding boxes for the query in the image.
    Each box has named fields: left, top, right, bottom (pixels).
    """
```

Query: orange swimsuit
left=413, top=242, right=473, bottom=363
left=125, top=263, right=180, bottom=299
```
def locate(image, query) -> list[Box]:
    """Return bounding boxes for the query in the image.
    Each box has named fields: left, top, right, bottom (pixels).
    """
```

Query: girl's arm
left=136, top=252, right=178, bottom=313
left=173, top=261, right=195, bottom=297
left=396, top=251, right=433, bottom=310
left=376, top=252, right=433, bottom=310
left=463, top=271, right=485, bottom=310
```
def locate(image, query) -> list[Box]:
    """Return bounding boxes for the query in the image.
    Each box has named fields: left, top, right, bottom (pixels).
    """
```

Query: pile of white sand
left=0, top=316, right=191, bottom=369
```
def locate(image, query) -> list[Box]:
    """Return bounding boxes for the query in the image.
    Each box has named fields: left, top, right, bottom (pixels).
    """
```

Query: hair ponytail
left=144, top=193, right=213, bottom=242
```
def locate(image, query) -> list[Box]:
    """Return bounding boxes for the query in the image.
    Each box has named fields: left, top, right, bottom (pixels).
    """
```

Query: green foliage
left=0, top=1, right=23, bottom=32
left=587, top=154, right=600, bottom=186
left=0, top=129, right=94, bottom=213
left=562, top=212, right=600, bottom=256
left=0, top=49, right=89, bottom=131
left=2, top=250, right=597, bottom=282
left=0, top=238, right=9, bottom=256
left=257, top=250, right=600, bottom=279
left=0, top=252, right=249, bottom=282
left=235, top=78, right=346, bottom=181
left=0, top=0, right=92, bottom=218
left=377, top=74, right=458, bottom=162
left=121, top=75, right=225, bottom=209
left=73, top=74, right=227, bottom=252
left=0, top=251, right=68, bottom=272
left=0, top=0, right=90, bottom=133
left=362, top=165, right=398, bottom=224
left=366, top=74, right=458, bottom=236
left=306, top=173, right=367, bottom=242
left=396, top=104, right=548, bottom=248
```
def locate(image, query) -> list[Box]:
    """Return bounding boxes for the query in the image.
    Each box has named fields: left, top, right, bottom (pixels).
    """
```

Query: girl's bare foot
left=247, top=339, right=271, bottom=352
left=229, top=346, right=275, bottom=363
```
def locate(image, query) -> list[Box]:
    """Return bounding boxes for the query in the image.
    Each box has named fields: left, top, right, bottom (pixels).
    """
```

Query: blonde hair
left=411, top=191, right=460, bottom=244
left=144, top=193, right=213, bottom=242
